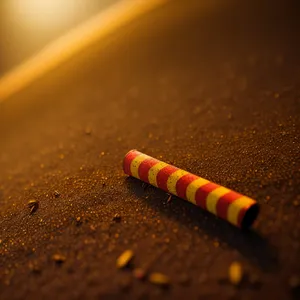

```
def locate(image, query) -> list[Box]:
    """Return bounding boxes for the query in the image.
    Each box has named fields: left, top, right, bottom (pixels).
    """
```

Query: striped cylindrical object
left=123, top=150, right=259, bottom=229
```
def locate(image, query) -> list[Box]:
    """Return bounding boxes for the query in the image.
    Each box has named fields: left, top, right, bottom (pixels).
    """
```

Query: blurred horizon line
left=0, top=0, right=168, bottom=102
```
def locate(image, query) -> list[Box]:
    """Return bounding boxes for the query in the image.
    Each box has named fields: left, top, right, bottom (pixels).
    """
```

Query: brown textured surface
left=0, top=1, right=300, bottom=299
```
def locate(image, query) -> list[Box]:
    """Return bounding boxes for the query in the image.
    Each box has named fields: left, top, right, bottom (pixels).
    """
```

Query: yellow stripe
left=166, top=169, right=188, bottom=195
left=206, top=186, right=229, bottom=215
left=227, top=196, right=255, bottom=226
left=148, top=162, right=168, bottom=187
left=130, top=154, right=148, bottom=179
left=186, top=178, right=209, bottom=205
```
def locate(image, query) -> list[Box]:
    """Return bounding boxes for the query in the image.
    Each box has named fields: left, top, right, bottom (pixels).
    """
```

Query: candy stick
left=123, top=150, right=259, bottom=229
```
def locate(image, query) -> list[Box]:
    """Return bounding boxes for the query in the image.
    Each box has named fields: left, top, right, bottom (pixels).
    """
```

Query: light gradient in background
left=0, top=0, right=121, bottom=75
left=0, top=0, right=169, bottom=101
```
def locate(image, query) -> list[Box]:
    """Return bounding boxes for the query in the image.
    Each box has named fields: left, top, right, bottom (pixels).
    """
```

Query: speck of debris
left=85, top=127, right=92, bottom=135
left=167, top=194, right=172, bottom=203
left=28, top=200, right=39, bottom=214
left=76, top=217, right=82, bottom=226
left=289, top=275, right=300, bottom=289
left=116, top=250, right=134, bottom=269
left=28, top=261, right=41, bottom=274
left=133, top=268, right=146, bottom=280
left=228, top=262, right=243, bottom=286
left=54, top=191, right=60, bottom=198
left=52, top=254, right=66, bottom=264
left=149, top=272, right=170, bottom=287
left=113, top=214, right=122, bottom=223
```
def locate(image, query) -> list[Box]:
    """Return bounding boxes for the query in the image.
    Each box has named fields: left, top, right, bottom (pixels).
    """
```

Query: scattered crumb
left=76, top=217, right=82, bottom=226
left=149, top=272, right=170, bottom=287
left=133, top=268, right=146, bottom=280
left=54, top=191, right=60, bottom=198
left=228, top=262, right=243, bottom=285
left=28, top=261, right=41, bottom=274
left=52, top=254, right=66, bottom=264
left=113, top=214, right=122, bottom=223
left=28, top=200, right=39, bottom=215
left=85, top=127, right=92, bottom=135
left=116, top=250, right=134, bottom=269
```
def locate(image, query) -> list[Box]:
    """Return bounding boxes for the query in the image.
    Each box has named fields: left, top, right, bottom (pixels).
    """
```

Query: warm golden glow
left=5, top=0, right=78, bottom=28
left=0, top=0, right=168, bottom=101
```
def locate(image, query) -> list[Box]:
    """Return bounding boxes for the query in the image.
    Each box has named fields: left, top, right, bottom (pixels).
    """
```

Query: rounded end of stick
left=241, top=203, right=260, bottom=229
left=123, top=149, right=138, bottom=175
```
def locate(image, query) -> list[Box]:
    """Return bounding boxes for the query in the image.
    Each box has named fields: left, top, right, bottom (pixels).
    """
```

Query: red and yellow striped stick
left=123, top=150, right=259, bottom=229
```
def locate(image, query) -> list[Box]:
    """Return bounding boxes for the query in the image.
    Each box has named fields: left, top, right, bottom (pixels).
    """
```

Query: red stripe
left=176, top=173, right=199, bottom=200
left=195, top=182, right=219, bottom=209
left=216, top=191, right=242, bottom=220
left=123, top=150, right=140, bottom=176
left=138, top=158, right=159, bottom=183
left=156, top=165, right=178, bottom=192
